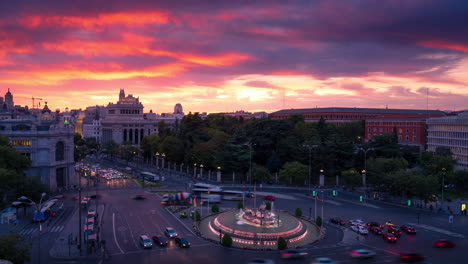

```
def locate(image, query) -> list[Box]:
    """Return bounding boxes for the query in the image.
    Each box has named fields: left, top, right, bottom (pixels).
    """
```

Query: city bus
left=191, top=188, right=222, bottom=203
left=222, top=190, right=244, bottom=201
left=141, top=171, right=160, bottom=182
left=192, top=183, right=220, bottom=190
left=32, top=199, right=57, bottom=222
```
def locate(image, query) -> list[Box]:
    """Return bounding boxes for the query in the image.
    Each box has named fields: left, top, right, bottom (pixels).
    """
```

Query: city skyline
left=1, top=1, right=468, bottom=113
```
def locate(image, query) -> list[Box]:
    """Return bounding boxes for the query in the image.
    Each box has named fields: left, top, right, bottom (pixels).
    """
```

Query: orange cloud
left=41, top=33, right=250, bottom=66
left=18, top=11, right=173, bottom=30
left=420, top=40, right=468, bottom=53
left=0, top=62, right=188, bottom=85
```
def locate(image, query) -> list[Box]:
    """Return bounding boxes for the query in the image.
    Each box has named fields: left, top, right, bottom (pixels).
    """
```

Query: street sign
left=449, top=215, right=454, bottom=224
left=407, top=200, right=412, bottom=206
left=359, top=195, right=363, bottom=202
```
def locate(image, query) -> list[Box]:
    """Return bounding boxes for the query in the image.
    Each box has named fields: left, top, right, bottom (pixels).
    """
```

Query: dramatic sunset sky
left=1, top=0, right=467, bottom=113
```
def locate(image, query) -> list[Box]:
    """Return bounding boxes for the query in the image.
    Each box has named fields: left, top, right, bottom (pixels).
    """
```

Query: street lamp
left=303, top=144, right=318, bottom=194
left=161, top=153, right=166, bottom=169
left=20, top=193, right=46, bottom=263
left=200, top=164, right=204, bottom=179
left=441, top=168, right=446, bottom=206
left=217, top=167, right=221, bottom=183
left=244, top=143, right=254, bottom=185
left=319, top=169, right=325, bottom=187
left=193, top=163, right=197, bottom=178
left=358, top=147, right=374, bottom=187
left=155, top=152, right=160, bottom=169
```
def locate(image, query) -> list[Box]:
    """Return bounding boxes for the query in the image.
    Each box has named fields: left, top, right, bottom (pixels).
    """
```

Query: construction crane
left=32, top=97, right=42, bottom=108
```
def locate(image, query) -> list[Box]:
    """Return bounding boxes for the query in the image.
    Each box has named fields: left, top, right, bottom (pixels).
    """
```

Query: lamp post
left=319, top=169, right=325, bottom=187
left=303, top=144, right=318, bottom=194
left=161, top=153, right=166, bottom=170
left=217, top=167, right=222, bottom=183
left=244, top=143, right=254, bottom=185
left=200, top=164, right=204, bottom=180
left=155, top=152, right=160, bottom=169
left=361, top=170, right=367, bottom=188
left=20, top=193, right=46, bottom=264
left=441, top=168, right=446, bottom=206
left=193, top=163, right=197, bottom=178
left=358, top=147, right=374, bottom=188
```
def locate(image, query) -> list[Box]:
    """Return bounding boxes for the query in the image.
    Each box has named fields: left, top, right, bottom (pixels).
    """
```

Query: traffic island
left=195, top=208, right=320, bottom=250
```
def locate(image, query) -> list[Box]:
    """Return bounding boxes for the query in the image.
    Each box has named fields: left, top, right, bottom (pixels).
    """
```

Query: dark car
left=152, top=235, right=168, bottom=247
left=330, top=218, right=346, bottom=225
left=383, top=232, right=398, bottom=243
left=367, top=222, right=381, bottom=228
left=133, top=195, right=147, bottom=200
left=433, top=239, right=455, bottom=248
left=387, top=226, right=402, bottom=237
left=175, top=237, right=190, bottom=248
left=399, top=252, right=425, bottom=262
left=370, top=226, right=383, bottom=235
left=400, top=225, right=417, bottom=234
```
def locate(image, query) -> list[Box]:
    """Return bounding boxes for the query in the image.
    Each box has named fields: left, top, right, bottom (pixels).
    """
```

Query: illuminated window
left=399, top=129, right=403, bottom=133
left=12, top=140, right=31, bottom=146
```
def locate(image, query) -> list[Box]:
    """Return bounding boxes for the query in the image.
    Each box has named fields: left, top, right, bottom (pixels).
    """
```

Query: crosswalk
left=18, top=225, right=64, bottom=235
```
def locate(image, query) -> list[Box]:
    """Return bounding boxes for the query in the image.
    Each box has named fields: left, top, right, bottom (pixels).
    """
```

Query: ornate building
left=0, top=103, right=76, bottom=191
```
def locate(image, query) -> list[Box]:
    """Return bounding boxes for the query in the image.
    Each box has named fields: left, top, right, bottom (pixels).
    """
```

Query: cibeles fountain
left=198, top=202, right=320, bottom=249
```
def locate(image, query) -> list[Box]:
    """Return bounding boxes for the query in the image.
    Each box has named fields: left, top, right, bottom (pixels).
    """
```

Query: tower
left=5, top=88, right=14, bottom=110
left=174, top=103, right=184, bottom=115
left=119, top=89, right=125, bottom=102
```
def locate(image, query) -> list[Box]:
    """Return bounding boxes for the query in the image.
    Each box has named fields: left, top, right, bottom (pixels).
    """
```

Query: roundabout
left=196, top=204, right=321, bottom=249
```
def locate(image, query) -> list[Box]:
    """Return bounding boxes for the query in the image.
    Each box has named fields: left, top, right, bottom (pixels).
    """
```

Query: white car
left=311, top=257, right=339, bottom=264
left=357, top=226, right=369, bottom=235
left=349, top=219, right=366, bottom=226
left=139, top=235, right=153, bottom=248
left=165, top=227, right=178, bottom=238
left=349, top=249, right=376, bottom=259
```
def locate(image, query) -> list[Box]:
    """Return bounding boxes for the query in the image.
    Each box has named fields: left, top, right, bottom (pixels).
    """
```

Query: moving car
left=139, top=235, right=153, bottom=248
left=370, top=226, right=383, bottom=235
left=349, top=219, right=366, bottom=226
left=366, top=221, right=381, bottom=228
left=165, top=227, right=178, bottom=238
left=133, top=195, right=147, bottom=200
left=263, top=195, right=276, bottom=201
left=399, top=252, right=425, bottom=262
left=280, top=249, right=308, bottom=259
left=349, top=249, right=376, bottom=259
left=175, top=237, right=190, bottom=248
left=351, top=225, right=368, bottom=235
left=152, top=235, right=168, bottom=247
left=400, top=225, right=417, bottom=234
left=330, top=218, right=346, bottom=225
left=387, top=226, right=402, bottom=237
left=383, top=232, right=398, bottom=243
left=311, top=257, right=338, bottom=264
left=247, top=259, right=275, bottom=264
left=433, top=239, right=455, bottom=248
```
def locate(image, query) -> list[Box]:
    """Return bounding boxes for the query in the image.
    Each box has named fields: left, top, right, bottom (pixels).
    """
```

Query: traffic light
left=359, top=195, right=363, bottom=202
left=462, top=203, right=466, bottom=211
left=312, top=191, right=317, bottom=197
left=332, top=190, right=337, bottom=196
left=407, top=200, right=412, bottom=207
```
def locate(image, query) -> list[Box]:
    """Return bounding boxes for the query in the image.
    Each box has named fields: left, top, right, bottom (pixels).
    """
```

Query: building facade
left=270, top=107, right=446, bottom=146
left=0, top=112, right=76, bottom=191
left=427, top=112, right=468, bottom=170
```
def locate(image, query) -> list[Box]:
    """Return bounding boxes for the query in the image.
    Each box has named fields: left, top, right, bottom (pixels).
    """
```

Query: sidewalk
left=0, top=208, right=32, bottom=236
left=49, top=203, right=105, bottom=260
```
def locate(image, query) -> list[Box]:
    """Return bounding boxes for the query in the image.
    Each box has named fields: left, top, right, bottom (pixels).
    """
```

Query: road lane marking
left=325, top=200, right=342, bottom=206
left=113, top=213, right=124, bottom=254
left=408, top=223, right=465, bottom=238
left=164, top=207, right=197, bottom=237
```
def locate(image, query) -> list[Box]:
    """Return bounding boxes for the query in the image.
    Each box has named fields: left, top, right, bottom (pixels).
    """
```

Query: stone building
left=0, top=104, right=76, bottom=191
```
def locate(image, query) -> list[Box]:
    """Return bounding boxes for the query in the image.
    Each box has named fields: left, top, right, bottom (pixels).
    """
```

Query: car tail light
left=281, top=254, right=290, bottom=256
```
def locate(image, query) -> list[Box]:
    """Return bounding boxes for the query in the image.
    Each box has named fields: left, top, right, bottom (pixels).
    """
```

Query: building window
left=405, top=135, right=409, bottom=141
left=12, top=140, right=31, bottom=146
left=413, top=129, right=416, bottom=134
left=379, top=128, right=383, bottom=132
left=373, top=128, right=377, bottom=132
left=55, top=141, right=64, bottom=161
left=406, top=129, right=409, bottom=133
left=399, top=129, right=403, bottom=133
left=413, top=136, right=417, bottom=142
left=398, top=135, right=402, bottom=141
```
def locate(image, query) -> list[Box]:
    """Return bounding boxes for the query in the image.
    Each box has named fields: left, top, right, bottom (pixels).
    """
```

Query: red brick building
left=270, top=107, right=446, bottom=147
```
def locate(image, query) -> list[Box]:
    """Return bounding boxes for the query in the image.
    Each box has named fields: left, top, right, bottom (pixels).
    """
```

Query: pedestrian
left=14, top=219, right=19, bottom=226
